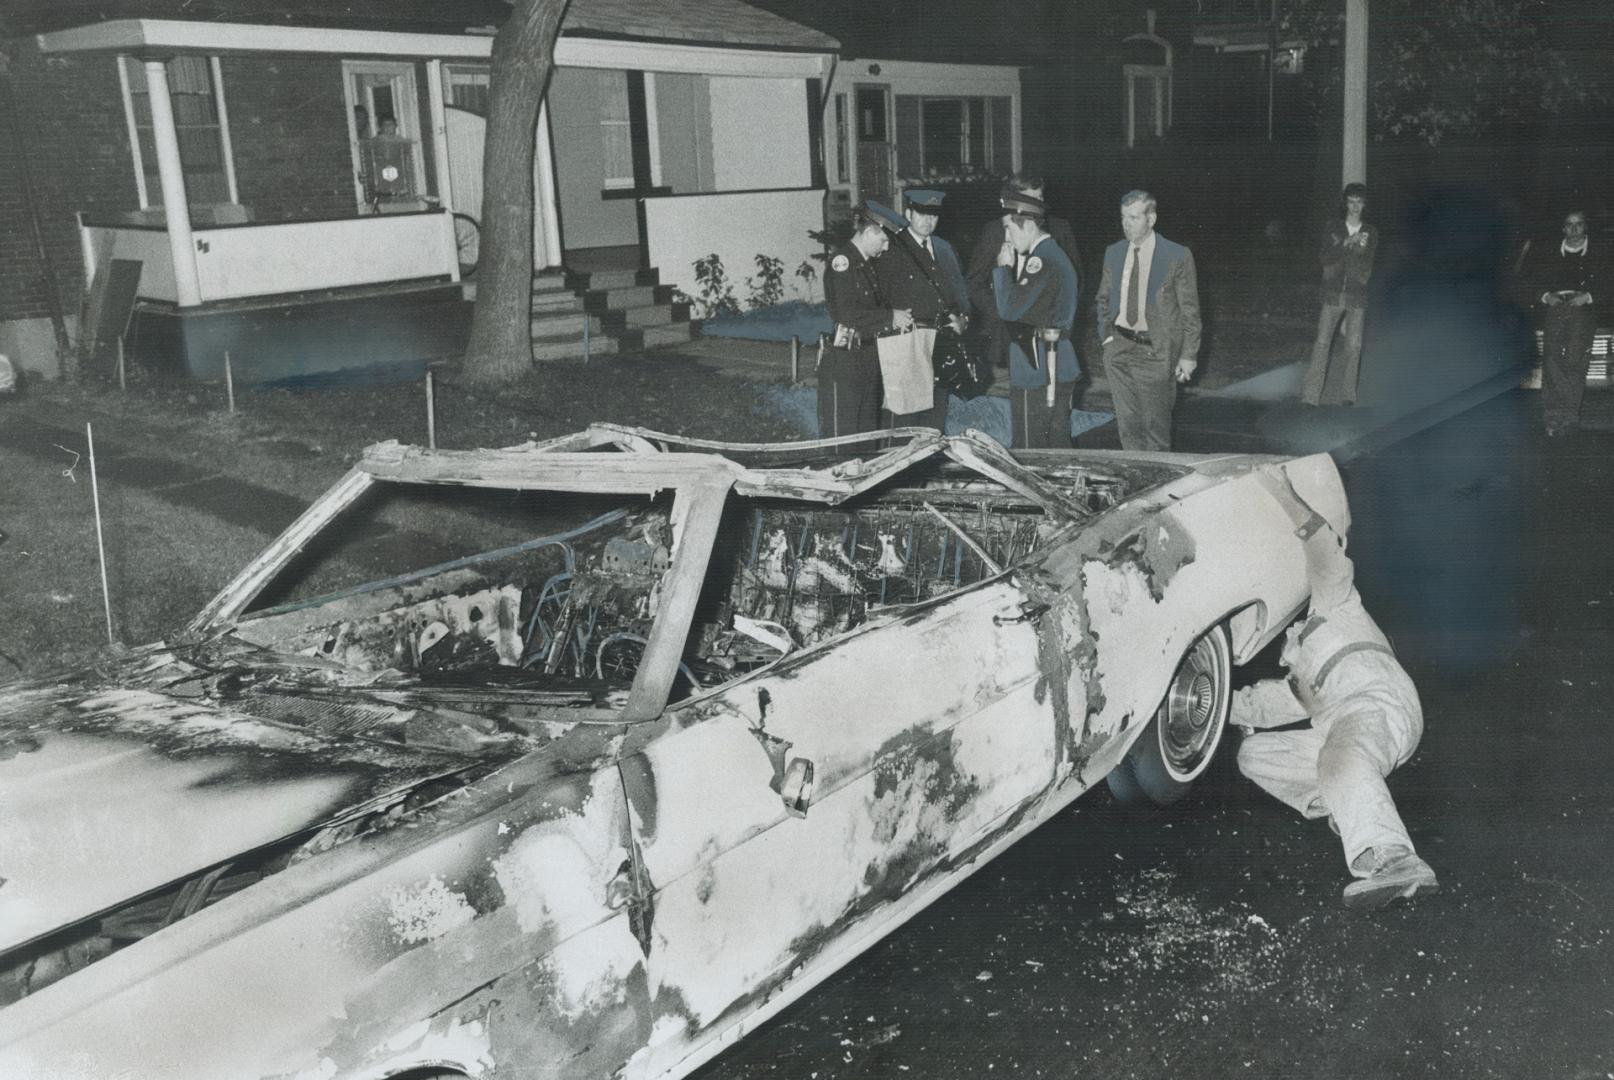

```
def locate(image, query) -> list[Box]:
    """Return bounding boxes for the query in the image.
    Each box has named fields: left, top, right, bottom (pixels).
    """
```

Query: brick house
left=0, top=0, right=839, bottom=382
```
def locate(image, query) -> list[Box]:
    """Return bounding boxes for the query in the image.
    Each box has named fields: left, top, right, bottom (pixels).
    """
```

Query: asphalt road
left=693, top=389, right=1614, bottom=1080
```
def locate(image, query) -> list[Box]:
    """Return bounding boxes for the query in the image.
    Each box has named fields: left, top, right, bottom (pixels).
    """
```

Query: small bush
left=693, top=253, right=741, bottom=319
left=746, top=254, right=786, bottom=310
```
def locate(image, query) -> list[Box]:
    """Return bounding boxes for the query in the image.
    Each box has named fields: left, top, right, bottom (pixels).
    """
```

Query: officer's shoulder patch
left=1025, top=255, right=1043, bottom=275
left=831, top=254, right=850, bottom=272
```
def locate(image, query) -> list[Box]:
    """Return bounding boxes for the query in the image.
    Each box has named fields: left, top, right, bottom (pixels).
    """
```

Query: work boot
left=1342, top=849, right=1439, bottom=911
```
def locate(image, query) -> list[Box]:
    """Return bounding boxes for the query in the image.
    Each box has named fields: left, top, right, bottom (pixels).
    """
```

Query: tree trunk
left=460, top=0, right=573, bottom=385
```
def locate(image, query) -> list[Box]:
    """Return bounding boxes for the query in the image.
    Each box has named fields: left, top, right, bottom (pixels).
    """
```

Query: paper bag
left=877, top=326, right=936, bottom=415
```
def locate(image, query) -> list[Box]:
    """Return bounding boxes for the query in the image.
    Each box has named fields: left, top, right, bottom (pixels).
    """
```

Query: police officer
left=821, top=205, right=907, bottom=438
left=875, top=188, right=971, bottom=431
left=993, top=191, right=1080, bottom=448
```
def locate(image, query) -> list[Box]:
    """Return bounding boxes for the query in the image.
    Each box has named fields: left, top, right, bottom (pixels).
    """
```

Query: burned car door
left=618, top=486, right=1069, bottom=1077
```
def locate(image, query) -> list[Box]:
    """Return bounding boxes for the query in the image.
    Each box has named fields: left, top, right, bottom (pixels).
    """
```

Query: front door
left=343, top=60, right=428, bottom=213
left=854, top=84, right=894, bottom=208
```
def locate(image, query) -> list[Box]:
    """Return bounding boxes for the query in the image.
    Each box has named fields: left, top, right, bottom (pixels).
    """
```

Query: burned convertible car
left=0, top=425, right=1346, bottom=1079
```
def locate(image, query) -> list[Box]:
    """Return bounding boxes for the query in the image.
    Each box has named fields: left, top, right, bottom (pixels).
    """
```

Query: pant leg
left=1541, top=308, right=1596, bottom=432
left=1303, top=304, right=1345, bottom=405
left=1315, top=705, right=1419, bottom=875
left=1011, top=385, right=1072, bottom=449
left=1104, top=337, right=1174, bottom=451
left=1237, top=727, right=1329, bottom=818
left=816, top=351, right=847, bottom=438
left=843, top=348, right=881, bottom=435
left=1331, top=306, right=1365, bottom=405
left=1133, top=347, right=1178, bottom=452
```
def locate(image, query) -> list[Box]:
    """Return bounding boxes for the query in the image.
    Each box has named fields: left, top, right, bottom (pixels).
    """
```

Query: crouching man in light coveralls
left=1233, top=516, right=1438, bottom=911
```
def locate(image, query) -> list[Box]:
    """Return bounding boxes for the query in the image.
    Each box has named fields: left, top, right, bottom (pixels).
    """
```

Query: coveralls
left=1232, top=524, right=1435, bottom=904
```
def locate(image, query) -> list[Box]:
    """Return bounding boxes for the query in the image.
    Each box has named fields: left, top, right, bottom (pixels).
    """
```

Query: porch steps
left=523, top=264, right=693, bottom=362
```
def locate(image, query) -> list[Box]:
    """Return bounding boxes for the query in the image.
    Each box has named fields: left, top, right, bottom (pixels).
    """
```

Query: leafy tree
left=1283, top=0, right=1595, bottom=145
left=461, top=0, right=574, bottom=385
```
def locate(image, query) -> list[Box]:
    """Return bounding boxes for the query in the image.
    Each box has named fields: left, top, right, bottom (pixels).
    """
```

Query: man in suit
left=1095, top=190, right=1202, bottom=452
left=968, top=175, right=1079, bottom=371
left=875, top=188, right=971, bottom=431
left=992, top=191, right=1080, bottom=447
left=1524, top=208, right=1607, bottom=436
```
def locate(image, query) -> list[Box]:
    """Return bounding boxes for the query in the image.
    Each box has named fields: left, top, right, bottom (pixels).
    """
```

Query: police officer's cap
left=904, top=189, right=946, bottom=214
left=864, top=199, right=908, bottom=231
left=1000, top=190, right=1047, bottom=219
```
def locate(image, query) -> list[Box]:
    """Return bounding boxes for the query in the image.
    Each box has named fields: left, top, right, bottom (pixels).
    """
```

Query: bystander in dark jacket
left=1523, top=209, right=1610, bottom=435
left=1302, top=183, right=1378, bottom=406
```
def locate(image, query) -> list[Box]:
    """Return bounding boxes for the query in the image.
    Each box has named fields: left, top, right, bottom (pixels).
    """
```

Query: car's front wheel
left=1106, top=623, right=1232, bottom=806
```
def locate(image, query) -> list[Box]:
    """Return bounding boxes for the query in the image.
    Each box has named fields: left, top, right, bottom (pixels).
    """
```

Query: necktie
left=1126, top=246, right=1141, bottom=326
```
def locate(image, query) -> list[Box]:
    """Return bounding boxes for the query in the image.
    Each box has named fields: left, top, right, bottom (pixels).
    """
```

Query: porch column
left=534, top=102, right=563, bottom=270
left=427, top=60, right=454, bottom=212
left=143, top=57, right=203, bottom=306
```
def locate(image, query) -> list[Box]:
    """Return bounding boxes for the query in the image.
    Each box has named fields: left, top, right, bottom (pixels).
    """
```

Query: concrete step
left=567, top=267, right=659, bottom=292
left=531, top=290, right=585, bottom=314
left=614, top=322, right=694, bottom=353
left=530, top=310, right=601, bottom=337
left=583, top=283, right=675, bottom=312
left=532, top=333, right=620, bottom=362
left=600, top=304, right=677, bottom=329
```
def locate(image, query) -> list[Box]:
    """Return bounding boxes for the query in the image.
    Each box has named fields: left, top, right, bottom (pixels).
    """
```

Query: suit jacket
left=1095, top=233, right=1202, bottom=364
left=876, top=229, right=971, bottom=324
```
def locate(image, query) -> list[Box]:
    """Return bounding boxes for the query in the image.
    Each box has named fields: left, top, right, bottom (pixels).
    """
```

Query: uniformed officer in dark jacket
left=821, top=205, right=903, bottom=438
left=968, top=175, right=1079, bottom=371
left=874, top=188, right=971, bottom=431
left=993, top=191, right=1080, bottom=448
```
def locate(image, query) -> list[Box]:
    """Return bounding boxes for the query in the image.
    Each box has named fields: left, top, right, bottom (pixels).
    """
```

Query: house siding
left=0, top=37, right=138, bottom=324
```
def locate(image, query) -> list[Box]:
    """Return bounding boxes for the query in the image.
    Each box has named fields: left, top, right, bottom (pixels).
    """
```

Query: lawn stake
left=426, top=367, right=437, bottom=450
left=791, top=336, right=800, bottom=383
left=87, top=423, right=115, bottom=644
left=224, top=351, right=236, bottom=413
left=582, top=313, right=591, bottom=364
left=116, top=336, right=126, bottom=392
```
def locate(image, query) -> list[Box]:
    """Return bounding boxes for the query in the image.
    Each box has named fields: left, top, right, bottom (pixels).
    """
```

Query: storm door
left=343, top=60, right=428, bottom=213
left=618, top=493, right=1061, bottom=1078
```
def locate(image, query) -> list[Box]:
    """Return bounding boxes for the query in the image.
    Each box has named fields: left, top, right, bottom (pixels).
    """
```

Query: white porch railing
left=81, top=210, right=459, bottom=305
left=643, top=188, right=824, bottom=307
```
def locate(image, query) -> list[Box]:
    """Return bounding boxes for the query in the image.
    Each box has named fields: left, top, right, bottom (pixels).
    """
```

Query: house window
left=120, top=55, right=233, bottom=207
left=596, top=69, right=634, bottom=190
left=893, top=94, right=1013, bottom=179
left=445, top=64, right=492, bottom=116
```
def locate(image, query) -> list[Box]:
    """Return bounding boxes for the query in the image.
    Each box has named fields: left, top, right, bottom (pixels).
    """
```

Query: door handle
left=780, top=757, right=815, bottom=818
left=993, top=600, right=1050, bottom=626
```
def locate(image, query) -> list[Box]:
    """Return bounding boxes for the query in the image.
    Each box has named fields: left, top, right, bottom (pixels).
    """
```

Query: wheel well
left=1226, top=600, right=1270, bottom=663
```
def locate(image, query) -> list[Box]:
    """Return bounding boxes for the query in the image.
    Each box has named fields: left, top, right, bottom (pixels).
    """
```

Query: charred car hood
left=0, top=664, right=475, bottom=955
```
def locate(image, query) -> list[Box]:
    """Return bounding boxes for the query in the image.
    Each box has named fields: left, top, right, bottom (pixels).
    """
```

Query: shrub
left=693, top=253, right=741, bottom=319
left=746, top=254, right=786, bottom=310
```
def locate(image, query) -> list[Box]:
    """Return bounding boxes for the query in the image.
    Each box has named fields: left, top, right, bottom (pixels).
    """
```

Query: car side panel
left=620, top=581, right=1062, bottom=1079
